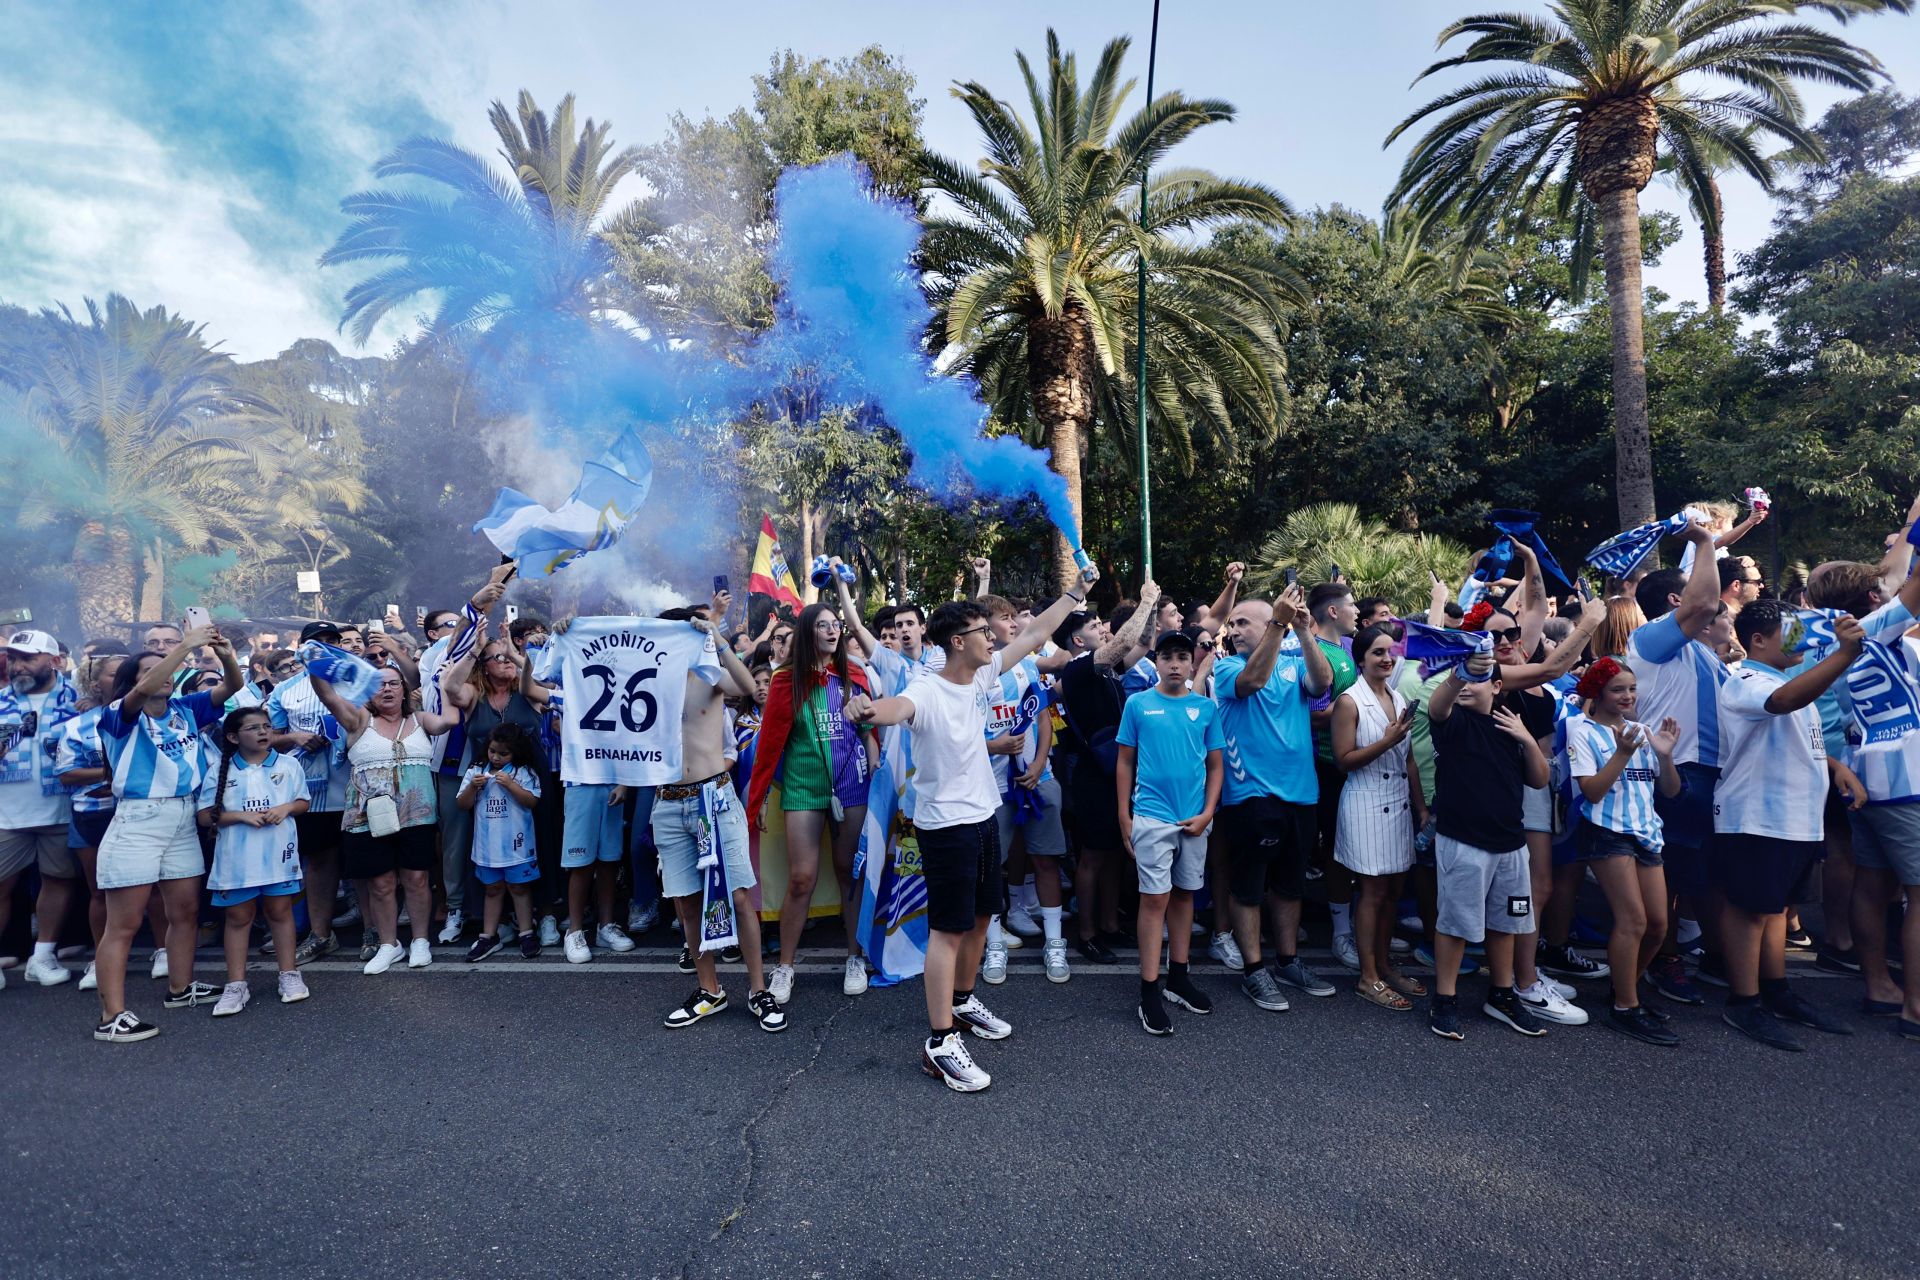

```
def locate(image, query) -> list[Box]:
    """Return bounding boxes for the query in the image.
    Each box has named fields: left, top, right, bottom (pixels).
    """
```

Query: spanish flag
left=749, top=514, right=804, bottom=610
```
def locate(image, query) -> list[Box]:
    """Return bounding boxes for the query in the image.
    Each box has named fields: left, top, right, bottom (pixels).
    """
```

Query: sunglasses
left=1489, top=626, right=1524, bottom=644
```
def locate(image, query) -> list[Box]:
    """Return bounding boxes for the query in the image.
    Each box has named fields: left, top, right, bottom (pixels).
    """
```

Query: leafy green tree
left=1248, top=503, right=1472, bottom=614
left=1386, top=0, right=1907, bottom=527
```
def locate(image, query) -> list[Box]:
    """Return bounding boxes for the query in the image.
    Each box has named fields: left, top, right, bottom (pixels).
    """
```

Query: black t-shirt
left=1057, top=654, right=1126, bottom=775
left=1499, top=686, right=1557, bottom=742
left=1431, top=704, right=1525, bottom=851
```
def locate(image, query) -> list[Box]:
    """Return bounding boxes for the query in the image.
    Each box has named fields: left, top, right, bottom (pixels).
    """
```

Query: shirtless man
left=652, top=596, right=784, bottom=1033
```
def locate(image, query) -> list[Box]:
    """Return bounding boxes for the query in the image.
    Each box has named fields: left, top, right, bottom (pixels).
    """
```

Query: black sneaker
left=1075, top=935, right=1118, bottom=965
left=664, top=987, right=728, bottom=1029
left=1606, top=1004, right=1680, bottom=1046
left=519, top=929, right=540, bottom=959
left=1537, top=941, right=1610, bottom=981
left=747, top=989, right=788, bottom=1034
left=1634, top=980, right=1675, bottom=1022
left=1429, top=995, right=1464, bottom=1041
left=94, top=1010, right=159, bottom=1043
left=466, top=934, right=503, bottom=964
left=1139, top=985, right=1174, bottom=1036
left=1163, top=969, right=1214, bottom=1015
left=1646, top=954, right=1704, bottom=1005
left=1764, top=988, right=1854, bottom=1036
left=677, top=945, right=695, bottom=974
left=720, top=944, right=743, bottom=964
left=163, top=981, right=222, bottom=1009
left=1785, top=926, right=1814, bottom=950
left=1482, top=987, right=1549, bottom=1037
left=1816, top=945, right=1862, bottom=975
left=1695, top=953, right=1730, bottom=989
left=1723, top=1002, right=1802, bottom=1051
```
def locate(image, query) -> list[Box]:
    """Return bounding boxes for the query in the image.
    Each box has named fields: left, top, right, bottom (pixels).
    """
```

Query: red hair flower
left=1462, top=601, right=1496, bottom=631
left=1575, top=656, right=1622, bottom=701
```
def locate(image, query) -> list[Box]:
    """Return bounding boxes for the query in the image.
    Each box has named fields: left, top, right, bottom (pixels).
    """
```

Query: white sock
left=1019, top=876, right=1039, bottom=914
left=32, top=941, right=55, bottom=960
left=987, top=916, right=1004, bottom=949
left=1040, top=905, right=1064, bottom=944
left=1329, top=901, right=1352, bottom=939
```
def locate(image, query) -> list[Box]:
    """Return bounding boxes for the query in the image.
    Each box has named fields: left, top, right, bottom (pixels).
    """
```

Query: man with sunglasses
left=848, top=564, right=1098, bottom=1093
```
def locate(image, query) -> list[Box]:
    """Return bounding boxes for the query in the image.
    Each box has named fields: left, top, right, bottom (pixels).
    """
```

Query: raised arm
left=1231, top=592, right=1297, bottom=700
left=206, top=629, right=245, bottom=705
left=1296, top=593, right=1332, bottom=698
left=1510, top=541, right=1549, bottom=654
left=1715, top=505, right=1766, bottom=550
left=1207, top=562, right=1245, bottom=627
left=1093, top=579, right=1159, bottom=669
left=1002, top=565, right=1098, bottom=668
left=440, top=616, right=489, bottom=711
left=1767, top=616, right=1864, bottom=715
left=832, top=563, right=880, bottom=660
left=118, top=626, right=213, bottom=719
left=694, top=615, right=756, bottom=699
left=305, top=671, right=369, bottom=738
left=1426, top=572, right=1451, bottom=629
left=1487, top=606, right=1604, bottom=693
left=1671, top=520, right=1723, bottom=639
left=970, top=556, right=992, bottom=599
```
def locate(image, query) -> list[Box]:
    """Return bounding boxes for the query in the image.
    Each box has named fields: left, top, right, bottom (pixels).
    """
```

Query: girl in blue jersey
left=199, top=707, right=310, bottom=1016
left=1568, top=657, right=1683, bottom=1045
left=459, top=724, right=543, bottom=963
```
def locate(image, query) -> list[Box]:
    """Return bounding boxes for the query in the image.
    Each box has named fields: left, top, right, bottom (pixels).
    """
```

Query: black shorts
left=915, top=819, right=1004, bottom=934
left=1575, top=820, right=1663, bottom=868
left=295, top=810, right=342, bottom=861
left=341, top=824, right=438, bottom=880
left=1217, top=795, right=1316, bottom=906
left=1314, top=757, right=1345, bottom=854
left=69, top=809, right=114, bottom=849
left=1711, top=832, right=1822, bottom=915
left=1067, top=760, right=1122, bottom=850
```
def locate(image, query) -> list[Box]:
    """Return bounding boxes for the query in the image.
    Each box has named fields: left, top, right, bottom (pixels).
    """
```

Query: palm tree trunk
left=1029, top=306, right=1096, bottom=593
left=139, top=547, right=165, bottom=623
left=1703, top=178, right=1726, bottom=312
left=72, top=522, right=137, bottom=639
left=1596, top=186, right=1657, bottom=529
left=799, top=496, right=817, bottom=605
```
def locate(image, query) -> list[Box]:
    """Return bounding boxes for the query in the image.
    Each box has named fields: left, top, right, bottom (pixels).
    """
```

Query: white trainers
left=1547, top=976, right=1578, bottom=1000
left=596, top=923, right=636, bottom=953
left=1043, top=938, right=1071, bottom=984
left=363, top=942, right=405, bottom=975
left=768, top=962, right=796, bottom=1006
left=628, top=900, right=660, bottom=934
left=78, top=962, right=98, bottom=991
left=921, top=1031, right=991, bottom=1092
left=150, top=948, right=169, bottom=980
left=497, top=920, right=517, bottom=943
left=1209, top=931, right=1244, bottom=970
left=211, top=981, right=250, bottom=1017
left=952, top=992, right=1012, bottom=1040
left=981, top=944, right=1008, bottom=986
left=24, top=953, right=71, bottom=986
left=564, top=930, right=592, bottom=965
left=1002, top=903, right=1043, bottom=938
left=278, top=970, right=310, bottom=1003
left=1519, top=978, right=1589, bottom=1026
left=538, top=915, right=561, bottom=947
left=1391, top=935, right=1412, bottom=955
left=842, top=955, right=868, bottom=996
left=407, top=937, right=432, bottom=969
left=437, top=910, right=464, bottom=944
left=1332, top=932, right=1361, bottom=972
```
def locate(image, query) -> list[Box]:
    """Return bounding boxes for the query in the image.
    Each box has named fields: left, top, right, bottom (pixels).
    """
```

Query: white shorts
left=1131, top=817, right=1208, bottom=895
left=96, top=796, right=204, bottom=890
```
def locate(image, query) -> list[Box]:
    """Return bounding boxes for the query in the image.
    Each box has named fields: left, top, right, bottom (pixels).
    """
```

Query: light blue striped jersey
left=1625, top=614, right=1730, bottom=768
left=97, top=693, right=222, bottom=800
left=1714, top=663, right=1827, bottom=843
left=198, top=750, right=306, bottom=891
left=55, top=706, right=116, bottom=814
left=1565, top=714, right=1666, bottom=852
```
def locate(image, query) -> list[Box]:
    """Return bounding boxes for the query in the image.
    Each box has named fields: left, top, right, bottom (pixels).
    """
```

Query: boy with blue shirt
left=1117, top=631, right=1223, bottom=1035
left=1212, top=585, right=1333, bottom=1012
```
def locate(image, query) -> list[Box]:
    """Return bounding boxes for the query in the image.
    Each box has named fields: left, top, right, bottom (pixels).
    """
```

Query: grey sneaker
left=292, top=932, right=338, bottom=966
left=1273, top=957, right=1336, bottom=997
left=1241, top=966, right=1290, bottom=1012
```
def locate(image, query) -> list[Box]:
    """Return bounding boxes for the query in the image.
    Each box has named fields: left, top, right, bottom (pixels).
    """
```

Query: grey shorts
left=1848, top=803, right=1920, bottom=886
left=1521, top=784, right=1554, bottom=835
left=652, top=778, right=756, bottom=900
left=993, top=775, right=1068, bottom=859
left=0, top=823, right=78, bottom=880
left=1131, top=817, right=1207, bottom=895
left=1434, top=833, right=1534, bottom=944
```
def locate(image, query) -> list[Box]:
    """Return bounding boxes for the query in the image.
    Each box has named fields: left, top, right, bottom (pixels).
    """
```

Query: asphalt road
left=3, top=940, right=1913, bottom=1280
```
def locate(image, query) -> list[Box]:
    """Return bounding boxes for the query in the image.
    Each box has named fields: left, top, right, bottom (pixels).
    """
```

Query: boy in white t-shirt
left=1714, top=599, right=1867, bottom=1051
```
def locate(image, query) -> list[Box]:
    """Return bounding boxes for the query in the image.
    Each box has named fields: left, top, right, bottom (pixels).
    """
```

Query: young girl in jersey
left=198, top=706, right=311, bottom=1016
left=459, top=723, right=543, bottom=962
left=1567, top=658, right=1683, bottom=1045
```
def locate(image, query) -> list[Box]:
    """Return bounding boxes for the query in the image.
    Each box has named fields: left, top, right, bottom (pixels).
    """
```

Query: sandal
left=1383, top=968, right=1427, bottom=998
left=1357, top=978, right=1412, bottom=1011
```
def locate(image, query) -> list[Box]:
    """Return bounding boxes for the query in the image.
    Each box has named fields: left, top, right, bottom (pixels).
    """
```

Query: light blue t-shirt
left=1117, top=687, right=1224, bottom=823
left=1211, top=652, right=1318, bottom=806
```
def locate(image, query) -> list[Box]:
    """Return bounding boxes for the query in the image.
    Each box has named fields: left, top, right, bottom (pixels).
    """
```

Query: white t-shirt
left=0, top=689, right=70, bottom=829
left=1714, top=663, right=1827, bottom=842
left=533, top=617, right=723, bottom=786
left=198, top=751, right=307, bottom=891
left=902, top=653, right=1006, bottom=830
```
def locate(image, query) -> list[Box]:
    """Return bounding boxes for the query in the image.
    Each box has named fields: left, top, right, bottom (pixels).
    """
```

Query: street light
left=1135, top=0, right=1161, bottom=579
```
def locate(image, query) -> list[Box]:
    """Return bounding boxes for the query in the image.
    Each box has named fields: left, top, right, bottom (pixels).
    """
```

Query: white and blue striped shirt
left=1626, top=614, right=1731, bottom=768
left=1566, top=714, right=1666, bottom=852
left=197, top=750, right=306, bottom=891
left=466, top=765, right=541, bottom=868
left=55, top=706, right=116, bottom=814
left=1714, top=663, right=1828, bottom=843
left=97, top=693, right=222, bottom=800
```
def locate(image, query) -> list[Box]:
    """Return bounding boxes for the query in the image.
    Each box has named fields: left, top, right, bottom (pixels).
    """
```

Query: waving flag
left=475, top=431, right=654, bottom=579
left=298, top=641, right=383, bottom=705
left=1490, top=509, right=1575, bottom=593
left=853, top=750, right=929, bottom=986
left=749, top=515, right=804, bottom=610
left=1586, top=509, right=1702, bottom=580
left=1399, top=617, right=1495, bottom=681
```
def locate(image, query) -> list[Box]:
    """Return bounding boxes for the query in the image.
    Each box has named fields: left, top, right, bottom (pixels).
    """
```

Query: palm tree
left=1385, top=0, right=1907, bottom=527
left=321, top=91, right=643, bottom=353
left=1249, top=502, right=1473, bottom=614
left=920, top=30, right=1301, bottom=588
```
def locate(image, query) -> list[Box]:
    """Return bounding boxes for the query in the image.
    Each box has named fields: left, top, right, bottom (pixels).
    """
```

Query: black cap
left=1152, top=629, right=1196, bottom=658
left=299, top=621, right=343, bottom=645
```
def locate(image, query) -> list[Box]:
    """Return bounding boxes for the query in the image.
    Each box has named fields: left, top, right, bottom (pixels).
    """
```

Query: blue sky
left=2, top=0, right=1916, bottom=360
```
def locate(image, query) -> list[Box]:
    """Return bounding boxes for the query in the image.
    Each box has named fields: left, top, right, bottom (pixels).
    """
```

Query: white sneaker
left=78, top=962, right=97, bottom=991
left=24, top=953, right=71, bottom=986
left=211, top=981, right=250, bottom=1017
left=1547, top=977, right=1577, bottom=1000
left=628, top=900, right=660, bottom=934
left=952, top=992, right=1012, bottom=1040
left=1002, top=903, right=1043, bottom=938
left=564, top=930, right=592, bottom=965
left=768, top=962, right=795, bottom=1005
left=596, top=923, right=636, bottom=953
left=408, top=937, right=432, bottom=969
left=437, top=910, right=464, bottom=944
left=999, top=925, right=1024, bottom=951
left=278, top=970, right=310, bottom=1003
left=981, top=944, right=1008, bottom=986
left=1209, top=931, right=1244, bottom=969
left=497, top=920, right=517, bottom=943
left=1043, top=938, right=1070, bottom=984
left=150, top=948, right=168, bottom=980
left=1390, top=935, right=1411, bottom=955
left=1519, top=978, right=1589, bottom=1026
left=363, top=942, right=405, bottom=975
left=842, top=955, right=868, bottom=996
left=1332, top=932, right=1360, bottom=972
left=921, top=1031, right=991, bottom=1092
left=538, top=915, right=561, bottom=947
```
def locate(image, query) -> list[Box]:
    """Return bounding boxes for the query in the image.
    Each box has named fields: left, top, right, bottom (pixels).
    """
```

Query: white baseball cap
left=6, top=630, right=60, bottom=656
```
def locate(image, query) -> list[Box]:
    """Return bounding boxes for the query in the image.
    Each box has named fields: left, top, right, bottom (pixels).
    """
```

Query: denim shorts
left=474, top=860, right=539, bottom=886
left=652, top=777, right=755, bottom=900
left=210, top=878, right=302, bottom=908
left=1575, top=820, right=1663, bottom=868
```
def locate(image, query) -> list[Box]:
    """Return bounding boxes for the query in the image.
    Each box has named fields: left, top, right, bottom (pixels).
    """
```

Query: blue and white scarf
left=1398, top=618, right=1495, bottom=682
left=0, top=673, right=80, bottom=793
left=695, top=779, right=738, bottom=953
left=1586, top=509, right=1703, bottom=580
left=1490, top=508, right=1575, bottom=593
left=297, top=642, right=383, bottom=706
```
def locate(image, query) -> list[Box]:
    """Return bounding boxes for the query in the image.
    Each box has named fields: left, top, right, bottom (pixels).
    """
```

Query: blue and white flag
left=1787, top=608, right=1847, bottom=658
left=1490, top=508, right=1575, bottom=593
left=1399, top=618, right=1495, bottom=681
left=1585, top=509, right=1702, bottom=580
left=475, top=430, right=653, bottom=579
left=297, top=642, right=382, bottom=706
